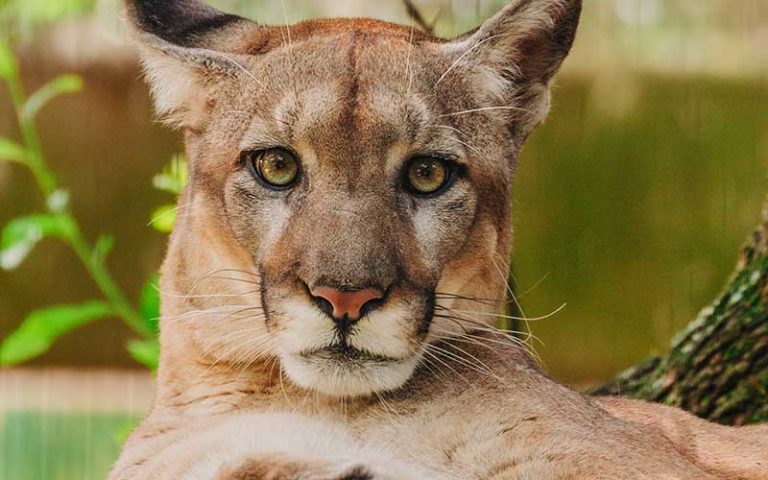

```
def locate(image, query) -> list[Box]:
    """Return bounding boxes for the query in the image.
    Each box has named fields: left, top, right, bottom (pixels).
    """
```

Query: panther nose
left=310, top=286, right=385, bottom=321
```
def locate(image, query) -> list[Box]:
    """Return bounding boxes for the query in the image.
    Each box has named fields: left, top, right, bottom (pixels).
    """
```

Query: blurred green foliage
left=0, top=39, right=182, bottom=370
left=514, top=75, right=768, bottom=380
left=150, top=156, right=188, bottom=234
left=0, top=302, right=112, bottom=364
left=0, top=0, right=97, bottom=40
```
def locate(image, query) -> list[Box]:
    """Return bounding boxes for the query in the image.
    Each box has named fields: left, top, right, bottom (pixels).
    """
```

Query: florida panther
left=112, top=1, right=768, bottom=478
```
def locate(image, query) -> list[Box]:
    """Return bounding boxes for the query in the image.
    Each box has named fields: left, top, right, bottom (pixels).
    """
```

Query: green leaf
left=92, top=234, right=114, bottom=265
left=21, top=74, right=83, bottom=122
left=130, top=274, right=161, bottom=370
left=126, top=338, right=159, bottom=370
left=0, top=138, right=26, bottom=164
left=0, top=214, right=75, bottom=269
left=149, top=204, right=177, bottom=233
left=152, top=154, right=188, bottom=195
left=0, top=42, right=17, bottom=82
left=139, top=274, right=160, bottom=334
left=0, top=301, right=112, bottom=365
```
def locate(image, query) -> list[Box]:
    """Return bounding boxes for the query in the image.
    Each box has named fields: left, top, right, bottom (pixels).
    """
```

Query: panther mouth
left=281, top=340, right=424, bottom=397
left=263, top=278, right=433, bottom=396
left=300, top=344, right=403, bottom=365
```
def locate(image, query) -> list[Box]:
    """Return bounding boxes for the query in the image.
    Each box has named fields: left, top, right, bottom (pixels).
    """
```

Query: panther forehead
left=241, top=18, right=439, bottom=56
left=234, top=37, right=444, bottom=178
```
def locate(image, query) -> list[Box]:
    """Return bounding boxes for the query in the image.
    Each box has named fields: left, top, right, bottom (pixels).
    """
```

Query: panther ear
left=123, top=0, right=260, bottom=126
left=441, top=0, right=582, bottom=138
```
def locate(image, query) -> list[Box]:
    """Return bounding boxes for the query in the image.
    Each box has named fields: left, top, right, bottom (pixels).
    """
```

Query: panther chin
left=280, top=344, right=423, bottom=397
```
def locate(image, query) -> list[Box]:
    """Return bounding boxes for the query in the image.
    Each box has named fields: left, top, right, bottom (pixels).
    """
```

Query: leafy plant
left=0, top=41, right=176, bottom=370
left=149, top=155, right=188, bottom=234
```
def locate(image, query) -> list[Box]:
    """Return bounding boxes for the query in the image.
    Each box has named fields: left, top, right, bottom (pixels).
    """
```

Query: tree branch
left=402, top=0, right=435, bottom=35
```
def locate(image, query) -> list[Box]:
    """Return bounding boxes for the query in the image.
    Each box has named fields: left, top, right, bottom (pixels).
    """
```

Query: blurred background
left=1, top=0, right=766, bottom=478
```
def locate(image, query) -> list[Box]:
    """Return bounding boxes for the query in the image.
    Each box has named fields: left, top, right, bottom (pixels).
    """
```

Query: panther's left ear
left=123, top=0, right=261, bottom=126
left=441, top=0, right=582, bottom=138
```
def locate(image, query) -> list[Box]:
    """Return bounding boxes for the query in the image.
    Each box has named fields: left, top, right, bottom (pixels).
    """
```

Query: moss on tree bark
left=591, top=202, right=768, bottom=426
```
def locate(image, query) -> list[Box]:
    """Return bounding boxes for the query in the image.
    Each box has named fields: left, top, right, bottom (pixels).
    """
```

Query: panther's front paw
left=215, top=454, right=375, bottom=480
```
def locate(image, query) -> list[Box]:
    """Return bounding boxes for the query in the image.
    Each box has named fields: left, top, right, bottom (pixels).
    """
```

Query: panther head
left=125, top=0, right=581, bottom=397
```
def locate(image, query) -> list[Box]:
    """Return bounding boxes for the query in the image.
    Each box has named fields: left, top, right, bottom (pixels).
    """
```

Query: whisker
left=516, top=272, right=551, bottom=299
left=206, top=50, right=264, bottom=88
left=439, top=105, right=533, bottom=117
left=425, top=343, right=498, bottom=381
left=162, top=304, right=257, bottom=322
left=278, top=362, right=297, bottom=411
left=205, top=268, right=261, bottom=278
left=268, top=354, right=280, bottom=389
left=431, top=311, right=543, bottom=365
left=422, top=347, right=472, bottom=387
left=203, top=275, right=261, bottom=286
left=492, top=255, right=525, bottom=315
left=434, top=34, right=502, bottom=88
left=157, top=289, right=261, bottom=300
left=417, top=354, right=453, bottom=390
left=279, top=0, right=293, bottom=51
left=432, top=325, right=541, bottom=365
left=146, top=200, right=198, bottom=227
left=433, top=327, right=529, bottom=351
left=211, top=336, right=271, bottom=371
left=437, top=304, right=567, bottom=322
left=187, top=268, right=261, bottom=295
left=235, top=338, right=277, bottom=382
left=203, top=332, right=274, bottom=376
left=435, top=125, right=485, bottom=157
left=202, top=327, right=269, bottom=351
left=433, top=313, right=543, bottom=346
left=372, top=386, right=398, bottom=423
left=403, top=20, right=415, bottom=99
left=434, top=291, right=501, bottom=305
left=492, top=255, right=531, bottom=339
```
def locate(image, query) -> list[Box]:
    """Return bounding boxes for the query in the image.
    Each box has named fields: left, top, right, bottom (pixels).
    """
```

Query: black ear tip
left=558, top=0, right=583, bottom=41
left=125, top=0, right=246, bottom=47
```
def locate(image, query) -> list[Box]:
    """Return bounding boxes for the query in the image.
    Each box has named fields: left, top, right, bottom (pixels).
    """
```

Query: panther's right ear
left=123, top=0, right=260, bottom=126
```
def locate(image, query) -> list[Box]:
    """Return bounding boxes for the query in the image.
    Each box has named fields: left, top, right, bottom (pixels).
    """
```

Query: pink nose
left=310, top=286, right=385, bottom=321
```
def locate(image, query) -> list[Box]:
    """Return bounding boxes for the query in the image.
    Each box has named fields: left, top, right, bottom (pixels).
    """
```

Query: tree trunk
left=591, top=202, right=768, bottom=426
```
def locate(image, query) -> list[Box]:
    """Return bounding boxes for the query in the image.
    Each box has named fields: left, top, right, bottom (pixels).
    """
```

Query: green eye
left=405, top=156, right=451, bottom=195
left=248, top=148, right=300, bottom=189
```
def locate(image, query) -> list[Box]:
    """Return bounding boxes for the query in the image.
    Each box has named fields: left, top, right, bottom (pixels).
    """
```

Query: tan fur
left=113, top=0, right=768, bottom=478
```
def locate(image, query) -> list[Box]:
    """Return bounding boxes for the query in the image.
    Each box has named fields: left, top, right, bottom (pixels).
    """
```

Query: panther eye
left=405, top=156, right=452, bottom=195
left=245, top=148, right=300, bottom=189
